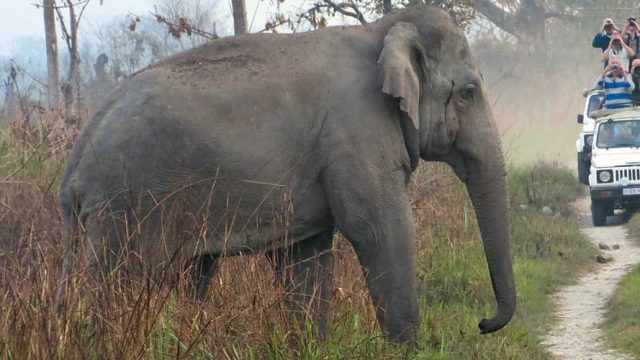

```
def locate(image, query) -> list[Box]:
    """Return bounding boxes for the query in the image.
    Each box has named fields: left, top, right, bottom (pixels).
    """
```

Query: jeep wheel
left=577, top=154, right=590, bottom=185
left=591, top=200, right=608, bottom=226
left=606, top=204, right=615, bottom=216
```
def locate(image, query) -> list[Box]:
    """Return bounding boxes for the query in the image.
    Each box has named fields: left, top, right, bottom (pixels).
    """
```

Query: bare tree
left=232, top=0, right=247, bottom=34
left=383, top=0, right=392, bottom=13
left=154, top=0, right=221, bottom=49
left=474, top=0, right=575, bottom=44
left=93, top=0, right=221, bottom=85
left=42, top=0, right=60, bottom=110
left=55, top=0, right=92, bottom=120
left=264, top=0, right=476, bottom=33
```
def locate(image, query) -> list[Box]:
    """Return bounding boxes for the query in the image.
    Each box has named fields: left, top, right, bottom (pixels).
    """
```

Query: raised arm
left=584, top=65, right=612, bottom=97
left=627, top=73, right=636, bottom=91
left=623, top=41, right=636, bottom=57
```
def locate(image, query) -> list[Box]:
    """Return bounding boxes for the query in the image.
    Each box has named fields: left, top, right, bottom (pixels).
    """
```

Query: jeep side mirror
left=577, top=114, right=584, bottom=124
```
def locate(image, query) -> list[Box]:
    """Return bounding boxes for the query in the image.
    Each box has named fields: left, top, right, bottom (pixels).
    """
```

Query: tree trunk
left=63, top=0, right=82, bottom=120
left=383, top=0, right=392, bottom=14
left=232, top=0, right=247, bottom=35
left=43, top=0, right=60, bottom=110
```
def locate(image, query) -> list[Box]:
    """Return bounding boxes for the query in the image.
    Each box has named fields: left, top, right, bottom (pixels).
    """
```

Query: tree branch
left=322, top=0, right=367, bottom=24
left=476, top=0, right=576, bottom=40
left=32, top=0, right=89, bottom=10
left=54, top=6, right=73, bottom=54
left=474, top=0, right=520, bottom=38
left=146, top=12, right=219, bottom=40
left=75, top=0, right=92, bottom=27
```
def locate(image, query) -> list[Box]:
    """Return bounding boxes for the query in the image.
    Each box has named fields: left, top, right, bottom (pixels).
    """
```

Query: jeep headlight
left=586, top=135, right=594, bottom=146
left=598, top=170, right=612, bottom=183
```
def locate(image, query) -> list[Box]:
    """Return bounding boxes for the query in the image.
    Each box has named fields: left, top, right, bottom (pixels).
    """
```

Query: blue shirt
left=595, top=73, right=636, bottom=109
left=593, top=32, right=612, bottom=52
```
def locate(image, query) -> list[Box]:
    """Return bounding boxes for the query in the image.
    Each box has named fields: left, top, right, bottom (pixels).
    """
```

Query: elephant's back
left=60, top=24, right=381, bottom=226
left=60, top=71, right=319, bottom=223
left=125, top=26, right=382, bottom=100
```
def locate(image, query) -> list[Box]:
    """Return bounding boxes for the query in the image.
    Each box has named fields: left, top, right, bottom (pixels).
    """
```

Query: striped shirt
left=595, top=73, right=635, bottom=109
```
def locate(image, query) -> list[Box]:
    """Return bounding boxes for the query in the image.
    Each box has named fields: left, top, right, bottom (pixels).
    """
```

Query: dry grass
left=0, top=107, right=595, bottom=359
left=0, top=112, right=462, bottom=359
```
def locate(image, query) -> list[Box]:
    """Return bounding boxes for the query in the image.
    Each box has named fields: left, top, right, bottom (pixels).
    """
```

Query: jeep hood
left=592, top=148, right=640, bottom=168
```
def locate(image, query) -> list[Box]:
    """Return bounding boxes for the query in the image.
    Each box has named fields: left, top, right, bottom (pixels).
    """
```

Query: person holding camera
left=584, top=57, right=635, bottom=110
left=593, top=18, right=620, bottom=53
left=601, top=30, right=635, bottom=70
left=630, top=59, right=640, bottom=105
left=624, top=18, right=640, bottom=69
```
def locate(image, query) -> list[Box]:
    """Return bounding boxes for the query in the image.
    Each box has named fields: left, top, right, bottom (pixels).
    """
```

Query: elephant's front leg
left=325, top=171, right=419, bottom=343
left=189, top=253, right=219, bottom=300
left=266, top=229, right=335, bottom=337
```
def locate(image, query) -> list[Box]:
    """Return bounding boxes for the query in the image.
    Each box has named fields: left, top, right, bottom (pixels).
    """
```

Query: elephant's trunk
left=465, top=149, right=516, bottom=334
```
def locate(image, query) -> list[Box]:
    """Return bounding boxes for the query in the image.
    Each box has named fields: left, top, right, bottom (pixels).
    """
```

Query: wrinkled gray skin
left=60, top=6, right=516, bottom=342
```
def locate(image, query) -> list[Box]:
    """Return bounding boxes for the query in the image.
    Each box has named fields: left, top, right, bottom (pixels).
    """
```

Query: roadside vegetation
left=0, top=113, right=596, bottom=359
left=603, top=213, right=640, bottom=358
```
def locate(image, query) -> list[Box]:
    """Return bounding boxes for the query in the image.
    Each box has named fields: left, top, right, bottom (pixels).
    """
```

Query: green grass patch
left=627, top=212, right=640, bottom=246
left=604, top=264, right=640, bottom=357
left=508, top=162, right=583, bottom=217
left=603, top=212, right=640, bottom=357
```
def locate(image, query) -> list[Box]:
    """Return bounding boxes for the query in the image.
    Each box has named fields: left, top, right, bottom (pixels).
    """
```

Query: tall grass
left=0, top=113, right=595, bottom=359
left=603, top=213, right=640, bottom=357
left=627, top=212, right=640, bottom=246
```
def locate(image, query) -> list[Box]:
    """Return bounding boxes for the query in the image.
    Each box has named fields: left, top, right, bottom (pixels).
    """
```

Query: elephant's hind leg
left=266, top=229, right=335, bottom=337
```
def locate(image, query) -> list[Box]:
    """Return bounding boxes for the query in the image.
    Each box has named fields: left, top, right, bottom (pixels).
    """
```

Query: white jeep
left=576, top=90, right=604, bottom=185
left=589, top=107, right=640, bottom=226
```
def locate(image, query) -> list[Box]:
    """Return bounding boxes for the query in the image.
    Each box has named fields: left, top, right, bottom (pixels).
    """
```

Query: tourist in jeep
left=593, top=18, right=618, bottom=51
left=584, top=57, right=635, bottom=109
left=624, top=18, right=640, bottom=69
left=594, top=18, right=620, bottom=65
left=631, top=59, right=640, bottom=105
left=602, top=30, right=635, bottom=71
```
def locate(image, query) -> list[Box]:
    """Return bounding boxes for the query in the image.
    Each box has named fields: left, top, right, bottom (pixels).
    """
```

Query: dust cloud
left=471, top=29, right=604, bottom=165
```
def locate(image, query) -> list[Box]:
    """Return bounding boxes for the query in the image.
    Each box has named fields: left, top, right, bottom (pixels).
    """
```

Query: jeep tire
left=578, top=153, right=590, bottom=185
left=591, top=200, right=609, bottom=226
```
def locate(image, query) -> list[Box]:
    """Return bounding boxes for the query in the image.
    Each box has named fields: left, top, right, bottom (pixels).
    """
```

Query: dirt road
left=542, top=196, right=640, bottom=360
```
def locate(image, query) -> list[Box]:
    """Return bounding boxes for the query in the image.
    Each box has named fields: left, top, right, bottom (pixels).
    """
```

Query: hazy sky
left=0, top=0, right=326, bottom=57
left=2, top=1, right=152, bottom=41
left=0, top=0, right=335, bottom=43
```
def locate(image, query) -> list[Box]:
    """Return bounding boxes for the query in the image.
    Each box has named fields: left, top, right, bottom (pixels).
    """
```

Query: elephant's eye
left=460, top=83, right=475, bottom=101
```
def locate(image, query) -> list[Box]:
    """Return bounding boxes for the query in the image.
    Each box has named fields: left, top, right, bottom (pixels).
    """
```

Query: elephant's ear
left=378, top=22, right=426, bottom=130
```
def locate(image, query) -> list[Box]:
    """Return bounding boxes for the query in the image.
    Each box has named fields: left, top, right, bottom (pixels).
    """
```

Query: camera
left=613, top=63, right=619, bottom=69
left=633, top=67, right=640, bottom=77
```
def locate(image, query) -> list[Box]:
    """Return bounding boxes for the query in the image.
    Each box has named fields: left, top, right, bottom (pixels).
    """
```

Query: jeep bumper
left=590, top=186, right=640, bottom=208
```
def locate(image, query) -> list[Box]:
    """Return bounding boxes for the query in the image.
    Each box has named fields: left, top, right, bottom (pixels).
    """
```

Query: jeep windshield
left=596, top=120, right=640, bottom=148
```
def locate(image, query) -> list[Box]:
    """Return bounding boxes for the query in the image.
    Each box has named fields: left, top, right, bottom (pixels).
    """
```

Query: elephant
left=59, top=5, right=516, bottom=343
